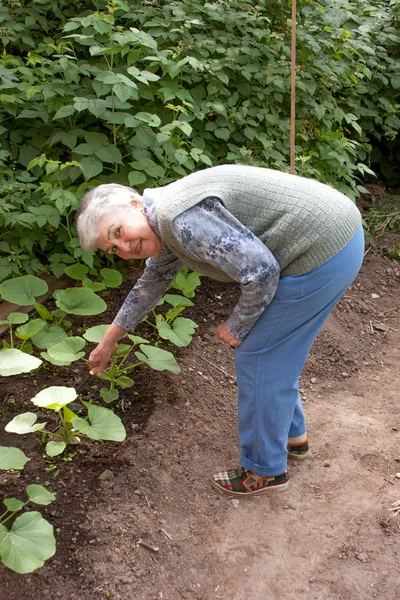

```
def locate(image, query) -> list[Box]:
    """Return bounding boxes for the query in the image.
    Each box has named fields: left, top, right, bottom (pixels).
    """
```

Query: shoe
left=212, top=466, right=289, bottom=497
left=288, top=440, right=309, bottom=460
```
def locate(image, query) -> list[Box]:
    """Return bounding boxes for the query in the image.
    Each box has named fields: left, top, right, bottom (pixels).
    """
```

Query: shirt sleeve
left=113, top=248, right=183, bottom=332
left=171, top=197, right=280, bottom=340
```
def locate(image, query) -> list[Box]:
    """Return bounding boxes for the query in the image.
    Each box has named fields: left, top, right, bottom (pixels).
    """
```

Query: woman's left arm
left=172, top=198, right=281, bottom=346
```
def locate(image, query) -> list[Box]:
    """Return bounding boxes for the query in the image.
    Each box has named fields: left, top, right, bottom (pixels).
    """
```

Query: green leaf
left=95, top=144, right=123, bottom=165
left=40, top=352, right=71, bottom=367
left=31, top=386, right=77, bottom=411
left=53, top=105, right=75, bottom=120
left=114, top=376, right=134, bottom=388
left=34, top=303, right=54, bottom=322
left=15, top=319, right=46, bottom=341
left=100, top=268, right=122, bottom=288
left=45, top=441, right=66, bottom=457
left=0, top=447, right=30, bottom=470
left=214, top=128, right=230, bottom=140
left=80, top=156, right=103, bottom=179
left=5, top=413, right=46, bottom=435
left=134, top=112, right=161, bottom=127
left=46, top=338, right=86, bottom=365
left=157, top=317, right=197, bottom=347
left=32, top=325, right=68, bottom=350
left=4, top=498, right=24, bottom=512
left=26, top=485, right=56, bottom=506
left=113, top=82, right=134, bottom=103
left=126, top=335, right=149, bottom=345
left=0, top=511, right=56, bottom=574
left=0, top=276, right=48, bottom=306
left=99, top=388, right=119, bottom=403
left=64, top=263, right=90, bottom=280
left=55, top=288, right=107, bottom=315
left=83, top=324, right=110, bottom=343
left=72, top=403, right=126, bottom=441
left=135, top=344, right=181, bottom=373
left=163, top=294, right=193, bottom=308
left=0, top=349, right=42, bottom=376
left=0, top=312, right=28, bottom=326
left=128, top=171, right=146, bottom=186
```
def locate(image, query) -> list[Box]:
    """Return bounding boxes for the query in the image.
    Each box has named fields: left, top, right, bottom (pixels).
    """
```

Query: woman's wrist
left=101, top=323, right=127, bottom=348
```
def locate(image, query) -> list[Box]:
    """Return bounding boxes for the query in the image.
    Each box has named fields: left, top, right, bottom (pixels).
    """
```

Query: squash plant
left=146, top=294, right=198, bottom=348
left=5, top=386, right=126, bottom=457
left=0, top=446, right=56, bottom=574
left=83, top=325, right=181, bottom=403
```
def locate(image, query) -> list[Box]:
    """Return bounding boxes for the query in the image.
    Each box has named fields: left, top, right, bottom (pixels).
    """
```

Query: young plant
left=64, top=263, right=123, bottom=292
left=170, top=268, right=202, bottom=299
left=0, top=446, right=56, bottom=574
left=5, top=386, right=126, bottom=457
left=145, top=294, right=198, bottom=348
left=83, top=325, right=181, bottom=403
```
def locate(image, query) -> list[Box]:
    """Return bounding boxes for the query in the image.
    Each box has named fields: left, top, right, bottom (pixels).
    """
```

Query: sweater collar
left=142, top=187, right=164, bottom=240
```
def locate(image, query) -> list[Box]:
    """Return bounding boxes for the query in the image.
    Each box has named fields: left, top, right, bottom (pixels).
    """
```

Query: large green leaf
left=0, top=447, right=30, bottom=470
left=5, top=413, right=46, bottom=434
left=15, top=319, right=46, bottom=341
left=31, top=386, right=77, bottom=411
left=0, top=276, right=48, bottom=306
left=72, top=403, right=126, bottom=441
left=135, top=344, right=181, bottom=373
left=32, top=325, right=68, bottom=349
left=0, top=349, right=42, bottom=376
left=46, top=337, right=86, bottom=364
left=64, top=263, right=89, bottom=280
left=83, top=324, right=110, bottom=343
left=157, top=317, right=198, bottom=347
left=100, top=268, right=122, bottom=288
left=0, top=512, right=56, bottom=574
left=163, top=294, right=194, bottom=308
left=54, top=288, right=107, bottom=315
left=26, top=485, right=56, bottom=506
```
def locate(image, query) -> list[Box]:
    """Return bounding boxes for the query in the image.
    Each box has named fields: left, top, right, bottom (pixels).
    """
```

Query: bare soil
left=1, top=238, right=400, bottom=600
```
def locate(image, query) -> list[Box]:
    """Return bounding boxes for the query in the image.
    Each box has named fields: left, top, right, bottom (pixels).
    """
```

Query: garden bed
left=0, top=238, right=400, bottom=599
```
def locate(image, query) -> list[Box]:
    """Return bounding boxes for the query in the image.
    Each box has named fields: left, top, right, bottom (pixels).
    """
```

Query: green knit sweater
left=153, top=165, right=361, bottom=280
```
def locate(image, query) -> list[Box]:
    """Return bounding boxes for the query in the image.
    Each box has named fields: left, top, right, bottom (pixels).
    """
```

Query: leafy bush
left=0, top=0, right=398, bottom=278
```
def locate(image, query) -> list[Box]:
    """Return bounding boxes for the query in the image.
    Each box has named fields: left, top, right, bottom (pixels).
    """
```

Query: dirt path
left=206, top=338, right=400, bottom=600
left=1, top=245, right=399, bottom=600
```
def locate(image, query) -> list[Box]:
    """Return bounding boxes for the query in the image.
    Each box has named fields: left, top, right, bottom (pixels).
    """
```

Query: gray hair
left=76, top=183, right=141, bottom=251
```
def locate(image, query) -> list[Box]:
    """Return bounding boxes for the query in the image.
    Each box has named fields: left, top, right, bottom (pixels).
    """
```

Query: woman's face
left=95, top=201, right=163, bottom=260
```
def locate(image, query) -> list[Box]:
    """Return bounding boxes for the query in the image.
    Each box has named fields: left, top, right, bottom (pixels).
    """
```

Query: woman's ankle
left=288, top=433, right=307, bottom=444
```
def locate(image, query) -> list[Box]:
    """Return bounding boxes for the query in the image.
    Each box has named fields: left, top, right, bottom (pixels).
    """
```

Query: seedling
left=5, top=386, right=126, bottom=456
left=83, top=325, right=181, bottom=402
left=145, top=294, right=198, bottom=348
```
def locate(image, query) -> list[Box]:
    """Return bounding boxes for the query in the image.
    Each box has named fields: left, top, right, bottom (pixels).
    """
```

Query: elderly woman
left=77, top=165, right=364, bottom=497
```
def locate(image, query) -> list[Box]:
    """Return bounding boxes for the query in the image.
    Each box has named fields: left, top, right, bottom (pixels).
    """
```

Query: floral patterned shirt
left=113, top=195, right=280, bottom=340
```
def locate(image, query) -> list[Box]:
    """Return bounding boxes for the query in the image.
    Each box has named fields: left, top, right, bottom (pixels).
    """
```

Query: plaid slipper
left=288, top=440, right=309, bottom=460
left=212, top=466, right=289, bottom=497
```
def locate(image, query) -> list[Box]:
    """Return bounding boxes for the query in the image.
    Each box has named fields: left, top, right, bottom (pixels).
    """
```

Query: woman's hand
left=88, top=342, right=117, bottom=376
left=216, top=322, right=242, bottom=348
left=88, top=323, right=127, bottom=375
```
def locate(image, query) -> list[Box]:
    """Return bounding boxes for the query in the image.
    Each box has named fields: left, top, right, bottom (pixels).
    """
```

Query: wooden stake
left=290, top=0, right=297, bottom=174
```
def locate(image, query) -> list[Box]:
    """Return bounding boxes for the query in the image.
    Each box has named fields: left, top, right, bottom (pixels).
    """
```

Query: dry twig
left=136, top=538, right=159, bottom=553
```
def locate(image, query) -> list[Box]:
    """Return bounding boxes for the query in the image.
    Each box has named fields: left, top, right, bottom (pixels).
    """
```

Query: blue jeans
left=235, top=225, right=364, bottom=476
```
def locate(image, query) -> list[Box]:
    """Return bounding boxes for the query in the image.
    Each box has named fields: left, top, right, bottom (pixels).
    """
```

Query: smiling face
left=95, top=200, right=163, bottom=260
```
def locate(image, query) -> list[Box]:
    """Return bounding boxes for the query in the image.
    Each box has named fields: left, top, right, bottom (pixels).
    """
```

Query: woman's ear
left=129, top=194, right=143, bottom=211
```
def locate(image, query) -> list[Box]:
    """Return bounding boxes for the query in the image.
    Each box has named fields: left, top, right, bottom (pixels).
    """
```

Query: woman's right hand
left=87, top=323, right=127, bottom=375
left=88, top=342, right=116, bottom=376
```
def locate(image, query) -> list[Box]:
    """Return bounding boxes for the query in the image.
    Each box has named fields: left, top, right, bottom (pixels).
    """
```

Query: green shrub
left=0, top=0, right=398, bottom=278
